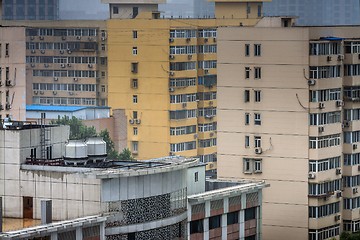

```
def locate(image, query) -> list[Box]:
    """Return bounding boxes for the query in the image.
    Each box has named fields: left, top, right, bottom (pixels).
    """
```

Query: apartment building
left=217, top=22, right=360, bottom=239
left=103, top=0, right=269, bottom=173
left=0, top=20, right=108, bottom=121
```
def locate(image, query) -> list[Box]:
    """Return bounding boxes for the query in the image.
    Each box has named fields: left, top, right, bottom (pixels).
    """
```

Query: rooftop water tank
left=86, top=137, right=107, bottom=157
left=64, top=140, right=88, bottom=165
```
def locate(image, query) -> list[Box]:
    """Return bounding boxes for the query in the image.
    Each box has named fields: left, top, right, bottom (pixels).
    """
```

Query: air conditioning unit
left=31, top=49, right=36, bottom=54
left=88, top=37, right=93, bottom=41
left=182, top=103, right=187, bottom=108
left=336, top=100, right=343, bottom=107
left=40, top=50, right=45, bottom=54
left=193, top=134, right=198, bottom=139
left=336, top=191, right=342, bottom=198
left=209, top=163, right=214, bottom=168
left=213, top=38, right=217, bottom=42
left=68, top=92, right=74, bottom=95
left=33, top=90, right=39, bottom=95
left=210, top=132, right=214, bottom=137
left=343, top=121, right=350, bottom=128
left=169, top=72, right=175, bottom=76
left=30, top=36, right=35, bottom=40
left=88, top=64, right=93, bottom=68
left=169, top=87, right=175, bottom=92
left=53, top=91, right=57, bottom=95
left=358, top=54, right=360, bottom=60
left=318, top=126, right=324, bottom=133
left=186, top=37, right=191, bottom=42
left=39, top=36, right=44, bottom=40
left=354, top=187, right=359, bottom=194
left=44, top=63, right=49, bottom=68
left=39, top=90, right=44, bottom=95
left=129, top=119, right=134, bottom=124
left=59, top=50, right=64, bottom=54
left=169, top=55, right=175, bottom=60
left=67, top=50, right=72, bottom=54
left=334, top=215, right=341, bottom=221
left=336, top=168, right=342, bottom=175
left=319, top=102, right=325, bottom=109
left=101, top=37, right=106, bottom=41
left=76, top=36, right=81, bottom=40
left=358, top=165, right=360, bottom=171
left=169, top=38, right=174, bottom=43
left=169, top=151, right=175, bottom=156
left=67, top=63, right=71, bottom=67
left=135, top=119, right=141, bottom=124
left=187, top=54, right=192, bottom=60
left=255, top=147, right=262, bottom=154
left=204, top=38, right=208, bottom=43
left=338, top=55, right=344, bottom=61
left=308, top=79, right=316, bottom=86
left=60, top=64, right=66, bottom=68
left=204, top=69, right=209, bottom=74
left=354, top=144, right=358, bottom=150
left=5, top=103, right=11, bottom=110
left=54, top=77, right=58, bottom=81
left=31, top=63, right=35, bottom=68
left=73, top=78, right=78, bottom=82
left=205, top=114, right=213, bottom=119
left=308, top=172, right=316, bottom=179
left=5, top=80, right=12, bottom=86
left=62, top=36, right=66, bottom=41
left=327, top=56, right=332, bottom=61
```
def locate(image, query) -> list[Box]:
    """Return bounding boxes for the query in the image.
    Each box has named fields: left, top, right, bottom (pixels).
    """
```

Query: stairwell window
left=254, top=44, right=261, bottom=56
left=254, top=113, right=261, bottom=125
left=131, top=62, right=138, bottom=73
left=113, top=6, right=119, bottom=14
left=245, top=136, right=250, bottom=148
left=245, top=113, right=250, bottom=125
left=132, top=47, right=138, bottom=55
left=245, top=90, right=250, bottom=102
left=245, top=67, right=250, bottom=79
left=133, top=95, right=138, bottom=104
left=254, top=90, right=261, bottom=102
left=133, top=30, right=138, bottom=39
left=5, top=43, right=9, bottom=57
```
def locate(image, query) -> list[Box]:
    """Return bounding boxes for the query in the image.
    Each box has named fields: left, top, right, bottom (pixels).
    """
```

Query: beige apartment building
left=217, top=21, right=360, bottom=239
left=0, top=20, right=108, bottom=121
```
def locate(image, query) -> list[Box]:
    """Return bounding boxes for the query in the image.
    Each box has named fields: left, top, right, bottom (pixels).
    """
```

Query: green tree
left=341, top=231, right=360, bottom=240
left=118, top=148, right=134, bottom=161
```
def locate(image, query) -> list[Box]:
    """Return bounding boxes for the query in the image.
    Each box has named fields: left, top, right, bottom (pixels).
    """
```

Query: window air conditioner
left=308, top=172, right=316, bottom=179
left=254, top=147, right=262, bottom=154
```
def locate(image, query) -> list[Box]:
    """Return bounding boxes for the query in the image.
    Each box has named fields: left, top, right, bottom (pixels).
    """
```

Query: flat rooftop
left=22, top=156, right=200, bottom=178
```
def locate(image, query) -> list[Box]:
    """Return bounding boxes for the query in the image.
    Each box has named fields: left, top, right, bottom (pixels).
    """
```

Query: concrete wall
left=187, top=164, right=206, bottom=196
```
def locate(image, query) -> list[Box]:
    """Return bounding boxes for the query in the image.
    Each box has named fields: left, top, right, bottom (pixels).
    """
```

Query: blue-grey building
left=2, top=0, right=59, bottom=20
left=263, top=0, right=360, bottom=26
left=159, top=0, right=214, bottom=18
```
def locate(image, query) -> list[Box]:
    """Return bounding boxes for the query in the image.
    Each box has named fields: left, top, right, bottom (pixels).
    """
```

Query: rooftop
left=26, top=105, right=110, bottom=112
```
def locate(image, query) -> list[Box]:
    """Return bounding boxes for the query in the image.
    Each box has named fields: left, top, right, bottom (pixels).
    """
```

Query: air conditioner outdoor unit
left=213, top=38, right=217, bottom=42
left=318, top=126, right=324, bottom=133
left=33, top=90, right=39, bottom=95
left=336, top=191, right=342, bottom=198
left=204, top=69, right=209, bottom=74
left=135, top=119, right=141, bottom=124
left=31, top=63, right=35, bottom=68
left=88, top=64, right=93, bottom=68
left=193, top=134, right=198, bottom=139
left=358, top=165, right=360, bottom=171
left=53, top=91, right=57, bottom=95
left=308, top=172, right=316, bottom=179
left=67, top=63, right=71, bottom=67
left=169, top=72, right=175, bottom=76
left=169, top=38, right=174, bottom=43
left=354, top=188, right=359, bottom=194
left=40, top=91, right=44, bottom=95
left=39, top=36, right=44, bottom=40
left=354, top=144, right=358, bottom=150
left=343, top=121, right=350, bottom=128
left=129, top=119, right=134, bottom=124
left=204, top=38, right=208, bottom=42
left=186, top=37, right=191, bottom=42
left=62, top=36, right=66, bottom=41
left=255, top=147, right=262, bottom=154
left=31, top=49, right=36, bottom=54
left=101, top=37, right=106, bottom=41
left=210, top=132, right=214, bottom=137
left=182, top=103, right=187, bottom=108
left=188, top=55, right=192, bottom=60
left=169, top=87, right=175, bottom=92
left=73, top=78, right=78, bottom=82
left=336, top=100, right=343, bottom=107
left=319, top=102, right=325, bottom=109
left=334, top=215, right=341, bottom=221
left=338, top=55, right=344, bottom=61
left=327, top=56, right=332, bottom=61
left=209, top=101, right=213, bottom=106
left=60, top=64, right=66, bottom=68
left=54, top=77, right=58, bottom=81
left=41, top=50, right=45, bottom=54
left=30, top=36, right=35, bottom=40
left=76, top=36, right=81, bottom=40
left=169, top=55, right=175, bottom=60
left=67, top=50, right=72, bottom=54
left=336, top=168, right=342, bottom=175
left=44, top=63, right=49, bottom=68
left=5, top=80, right=12, bottom=86
left=169, top=152, right=175, bottom=156
left=5, top=104, right=11, bottom=110
left=60, top=50, right=64, bottom=54
left=308, top=79, right=316, bottom=86
left=68, top=92, right=74, bottom=95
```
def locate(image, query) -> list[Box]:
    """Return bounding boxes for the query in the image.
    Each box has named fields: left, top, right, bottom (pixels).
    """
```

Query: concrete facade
left=217, top=22, right=360, bottom=240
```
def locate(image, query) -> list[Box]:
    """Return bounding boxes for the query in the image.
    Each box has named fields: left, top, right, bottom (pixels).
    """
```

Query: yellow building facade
left=105, top=0, right=268, bottom=171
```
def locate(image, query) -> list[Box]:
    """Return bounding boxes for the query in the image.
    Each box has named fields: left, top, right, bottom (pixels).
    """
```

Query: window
left=6, top=67, right=9, bottom=80
left=133, top=111, right=138, bottom=119
left=195, top=172, right=198, bottom=182
left=113, top=6, right=119, bottom=14
left=101, top=85, right=106, bottom=92
left=254, top=160, right=262, bottom=172
left=244, top=158, right=251, bottom=173
left=257, top=4, right=262, bottom=17
left=131, top=62, right=138, bottom=73
left=255, top=90, right=261, bottom=102
left=5, top=43, right=9, bottom=57
left=246, top=3, right=251, bottom=14
left=243, top=135, right=250, bottom=149
left=254, top=44, right=261, bottom=56
left=190, top=220, right=203, bottom=234
left=245, top=207, right=256, bottom=221
left=245, top=113, right=250, bottom=125
left=132, top=7, right=138, bottom=18
left=133, top=127, right=138, bottom=136
left=254, top=67, right=261, bottom=79
left=244, top=158, right=262, bottom=174
left=101, top=43, right=106, bottom=51
left=133, top=30, right=138, bottom=39
left=309, top=224, right=340, bottom=240
left=132, top=47, right=137, bottom=55
left=171, top=125, right=196, bottom=135
left=309, top=202, right=340, bottom=218
left=131, top=79, right=138, bottom=89
left=209, top=215, right=221, bottom=229
left=254, top=113, right=261, bottom=125
left=254, top=136, right=261, bottom=148
left=170, top=141, right=196, bottom=152
left=245, top=44, right=250, bottom=56
left=245, top=67, right=250, bottom=79
left=132, top=141, right=138, bottom=153
left=227, top=212, right=239, bottom=225
left=132, top=95, right=138, bottom=104
left=245, top=90, right=250, bottom=102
